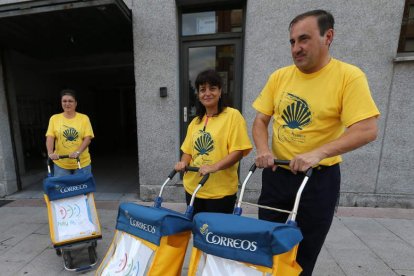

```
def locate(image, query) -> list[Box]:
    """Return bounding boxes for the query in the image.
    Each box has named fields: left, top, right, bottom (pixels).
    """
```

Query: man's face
left=289, top=16, right=332, bottom=73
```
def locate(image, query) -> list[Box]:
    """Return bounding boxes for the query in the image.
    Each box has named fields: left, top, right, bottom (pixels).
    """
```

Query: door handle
left=184, top=107, right=188, bottom=123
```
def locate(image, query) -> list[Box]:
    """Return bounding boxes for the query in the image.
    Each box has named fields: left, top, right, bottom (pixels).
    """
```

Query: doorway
left=179, top=7, right=245, bottom=142
left=0, top=0, right=138, bottom=195
left=180, top=39, right=243, bottom=141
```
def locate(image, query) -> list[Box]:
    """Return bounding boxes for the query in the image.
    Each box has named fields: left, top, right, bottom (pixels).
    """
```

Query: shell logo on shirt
left=61, top=125, right=79, bottom=149
left=193, top=130, right=214, bottom=166
left=277, top=93, right=312, bottom=144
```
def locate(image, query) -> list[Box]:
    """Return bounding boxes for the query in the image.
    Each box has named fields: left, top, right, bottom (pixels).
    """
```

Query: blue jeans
left=53, top=164, right=92, bottom=177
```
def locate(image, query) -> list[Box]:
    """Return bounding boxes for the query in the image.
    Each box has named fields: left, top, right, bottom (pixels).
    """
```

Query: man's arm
left=252, top=112, right=277, bottom=170
left=291, top=116, right=378, bottom=173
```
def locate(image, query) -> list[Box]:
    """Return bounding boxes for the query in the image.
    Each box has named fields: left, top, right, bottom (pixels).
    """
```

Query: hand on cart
left=255, top=152, right=320, bottom=174
left=289, top=151, right=325, bottom=174
left=48, top=153, right=60, bottom=160
left=47, top=155, right=81, bottom=176
left=48, top=154, right=80, bottom=160
left=174, top=162, right=215, bottom=176
left=174, top=161, right=187, bottom=172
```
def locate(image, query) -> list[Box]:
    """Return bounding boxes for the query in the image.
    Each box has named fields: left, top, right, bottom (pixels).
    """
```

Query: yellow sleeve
left=341, top=73, right=380, bottom=127
left=227, top=110, right=253, bottom=157
left=45, top=115, right=56, bottom=137
left=83, top=115, right=95, bottom=138
left=181, top=118, right=196, bottom=154
left=252, top=72, right=277, bottom=116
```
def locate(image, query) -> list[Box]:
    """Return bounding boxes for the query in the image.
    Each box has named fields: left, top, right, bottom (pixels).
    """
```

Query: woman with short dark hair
left=175, top=69, right=252, bottom=214
left=46, top=89, right=94, bottom=176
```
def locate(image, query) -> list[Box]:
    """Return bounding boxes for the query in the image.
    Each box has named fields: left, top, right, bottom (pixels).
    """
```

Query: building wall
left=376, top=62, right=414, bottom=207
left=136, top=0, right=414, bottom=207
left=241, top=0, right=412, bottom=207
left=1, top=0, right=413, bottom=207
left=132, top=0, right=181, bottom=200
left=0, top=57, right=18, bottom=197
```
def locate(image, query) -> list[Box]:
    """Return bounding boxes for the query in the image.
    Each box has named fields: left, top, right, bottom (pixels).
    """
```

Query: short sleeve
left=181, top=118, right=195, bottom=154
left=45, top=116, right=56, bottom=137
left=252, top=73, right=277, bottom=116
left=83, top=115, right=95, bottom=138
left=341, top=73, right=380, bottom=127
left=227, top=110, right=253, bottom=157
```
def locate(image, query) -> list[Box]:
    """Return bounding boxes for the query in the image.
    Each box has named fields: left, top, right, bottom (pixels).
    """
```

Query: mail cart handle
left=248, top=160, right=290, bottom=172
left=235, top=159, right=313, bottom=224
left=184, top=166, right=210, bottom=218
left=185, top=166, right=210, bottom=186
left=248, top=160, right=312, bottom=177
left=155, top=166, right=210, bottom=213
left=165, top=166, right=209, bottom=183
left=47, top=156, right=81, bottom=176
left=158, top=166, right=209, bottom=198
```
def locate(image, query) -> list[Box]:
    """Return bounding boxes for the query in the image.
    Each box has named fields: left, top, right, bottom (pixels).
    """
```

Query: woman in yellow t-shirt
left=45, top=89, right=94, bottom=177
left=175, top=69, right=252, bottom=215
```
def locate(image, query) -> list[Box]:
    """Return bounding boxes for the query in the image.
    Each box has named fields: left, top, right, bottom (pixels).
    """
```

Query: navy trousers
left=258, top=165, right=340, bottom=276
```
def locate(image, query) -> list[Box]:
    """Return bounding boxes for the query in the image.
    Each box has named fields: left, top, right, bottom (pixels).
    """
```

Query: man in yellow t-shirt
left=252, top=10, right=379, bottom=276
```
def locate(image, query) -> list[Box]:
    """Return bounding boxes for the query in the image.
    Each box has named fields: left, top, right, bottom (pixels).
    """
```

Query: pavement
left=1, top=194, right=414, bottom=276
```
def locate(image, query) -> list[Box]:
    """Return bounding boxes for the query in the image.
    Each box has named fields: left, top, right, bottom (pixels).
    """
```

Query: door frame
left=179, top=35, right=244, bottom=142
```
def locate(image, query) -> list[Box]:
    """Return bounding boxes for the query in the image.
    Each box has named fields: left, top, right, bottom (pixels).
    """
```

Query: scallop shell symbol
left=200, top=224, right=208, bottom=235
left=281, top=101, right=311, bottom=130
left=194, top=131, right=214, bottom=156
left=63, top=127, right=79, bottom=142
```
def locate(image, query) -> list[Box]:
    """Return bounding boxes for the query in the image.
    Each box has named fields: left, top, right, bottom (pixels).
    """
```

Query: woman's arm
left=198, top=150, right=243, bottom=176
left=69, top=136, right=92, bottom=158
left=46, top=136, right=58, bottom=160
left=174, top=153, right=192, bottom=172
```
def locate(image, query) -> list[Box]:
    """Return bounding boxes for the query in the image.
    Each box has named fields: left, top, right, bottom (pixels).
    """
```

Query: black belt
left=276, top=163, right=338, bottom=172
left=314, top=163, right=339, bottom=172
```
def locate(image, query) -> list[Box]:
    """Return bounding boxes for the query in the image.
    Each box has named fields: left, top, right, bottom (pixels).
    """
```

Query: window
left=181, top=9, right=243, bottom=36
left=398, top=0, right=414, bottom=52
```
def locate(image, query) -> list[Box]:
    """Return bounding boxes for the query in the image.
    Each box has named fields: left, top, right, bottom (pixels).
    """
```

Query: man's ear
left=325, top=29, right=334, bottom=46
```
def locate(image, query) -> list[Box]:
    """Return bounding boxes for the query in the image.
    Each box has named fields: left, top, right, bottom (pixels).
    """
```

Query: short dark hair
left=195, top=69, right=222, bottom=90
left=60, top=89, right=77, bottom=101
left=194, top=69, right=228, bottom=122
left=289, top=9, right=335, bottom=36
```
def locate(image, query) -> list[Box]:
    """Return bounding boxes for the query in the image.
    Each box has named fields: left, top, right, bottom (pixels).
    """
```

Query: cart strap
left=116, top=202, right=193, bottom=246
left=192, top=212, right=303, bottom=268
left=43, top=173, right=96, bottom=201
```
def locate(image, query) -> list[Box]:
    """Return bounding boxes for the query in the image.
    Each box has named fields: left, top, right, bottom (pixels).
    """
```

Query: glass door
left=180, top=39, right=243, bottom=142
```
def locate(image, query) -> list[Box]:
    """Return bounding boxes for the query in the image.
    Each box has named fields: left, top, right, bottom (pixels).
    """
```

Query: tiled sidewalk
left=0, top=199, right=413, bottom=276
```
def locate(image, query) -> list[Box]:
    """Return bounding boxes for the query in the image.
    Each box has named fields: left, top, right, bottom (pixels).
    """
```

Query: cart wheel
left=88, top=246, right=97, bottom=263
left=56, top=248, right=62, bottom=256
left=63, top=251, right=73, bottom=269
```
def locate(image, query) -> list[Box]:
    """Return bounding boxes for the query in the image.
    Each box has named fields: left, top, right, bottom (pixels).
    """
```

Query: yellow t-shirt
left=252, top=58, right=380, bottom=166
left=45, top=112, right=94, bottom=169
left=181, top=107, right=252, bottom=199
